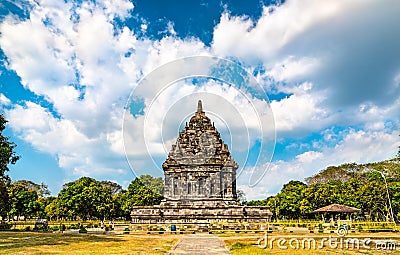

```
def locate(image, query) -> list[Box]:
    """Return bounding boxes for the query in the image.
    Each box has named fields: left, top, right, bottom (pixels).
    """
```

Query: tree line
left=0, top=175, right=163, bottom=221
left=247, top=157, right=400, bottom=221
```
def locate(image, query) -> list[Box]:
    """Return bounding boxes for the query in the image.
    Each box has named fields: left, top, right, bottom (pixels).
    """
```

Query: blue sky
left=0, top=0, right=399, bottom=200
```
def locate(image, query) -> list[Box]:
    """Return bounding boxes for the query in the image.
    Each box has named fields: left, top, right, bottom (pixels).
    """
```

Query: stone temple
left=131, top=100, right=272, bottom=223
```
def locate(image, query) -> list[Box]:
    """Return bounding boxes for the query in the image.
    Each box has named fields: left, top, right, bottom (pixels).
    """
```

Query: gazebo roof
left=314, top=203, right=361, bottom=213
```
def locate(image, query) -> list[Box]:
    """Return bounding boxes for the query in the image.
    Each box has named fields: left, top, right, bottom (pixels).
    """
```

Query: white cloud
left=212, top=0, right=348, bottom=62
left=0, top=0, right=214, bottom=180
left=270, top=83, right=329, bottom=134
left=0, top=93, right=11, bottom=106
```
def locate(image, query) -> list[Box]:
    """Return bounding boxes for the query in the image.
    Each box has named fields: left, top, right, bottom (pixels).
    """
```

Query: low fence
left=1, top=220, right=398, bottom=233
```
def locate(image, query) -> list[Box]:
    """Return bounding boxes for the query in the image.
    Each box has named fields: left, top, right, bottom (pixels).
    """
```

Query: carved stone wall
left=162, top=100, right=237, bottom=203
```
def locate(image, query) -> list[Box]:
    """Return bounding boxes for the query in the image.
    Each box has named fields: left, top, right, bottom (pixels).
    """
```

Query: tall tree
left=0, top=177, right=10, bottom=219
left=56, top=177, right=113, bottom=220
left=14, top=180, right=50, bottom=198
left=138, top=174, right=164, bottom=195
left=275, top=180, right=307, bottom=219
left=8, top=183, right=40, bottom=219
left=100, top=180, right=122, bottom=196
left=120, top=176, right=163, bottom=217
left=0, top=114, right=20, bottom=179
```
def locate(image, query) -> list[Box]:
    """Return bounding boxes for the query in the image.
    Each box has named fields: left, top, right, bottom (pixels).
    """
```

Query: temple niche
left=131, top=100, right=272, bottom=224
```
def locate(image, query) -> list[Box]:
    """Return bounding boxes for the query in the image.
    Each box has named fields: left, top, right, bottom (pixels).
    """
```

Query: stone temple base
left=131, top=199, right=272, bottom=224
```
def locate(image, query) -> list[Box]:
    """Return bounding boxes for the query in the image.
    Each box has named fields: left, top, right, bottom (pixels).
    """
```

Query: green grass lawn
left=0, top=232, right=179, bottom=255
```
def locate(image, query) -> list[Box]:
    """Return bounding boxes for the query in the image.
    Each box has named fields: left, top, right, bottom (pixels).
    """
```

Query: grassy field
left=221, top=232, right=400, bottom=255
left=2, top=231, right=400, bottom=255
left=0, top=232, right=179, bottom=255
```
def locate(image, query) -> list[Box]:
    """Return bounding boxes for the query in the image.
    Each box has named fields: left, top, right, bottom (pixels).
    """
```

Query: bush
left=79, top=226, right=87, bottom=233
left=229, top=242, right=248, bottom=251
left=68, top=224, right=76, bottom=230
left=93, top=223, right=98, bottom=228
left=123, top=227, right=130, bottom=234
left=24, top=226, right=31, bottom=231
left=159, top=227, right=165, bottom=234
left=318, top=224, right=323, bottom=233
left=52, top=226, right=59, bottom=231
left=60, top=224, right=66, bottom=231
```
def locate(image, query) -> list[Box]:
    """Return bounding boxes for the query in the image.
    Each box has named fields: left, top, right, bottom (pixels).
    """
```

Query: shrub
left=52, top=226, right=59, bottom=231
left=79, top=226, right=87, bottom=233
left=229, top=242, right=248, bottom=251
left=24, top=226, right=31, bottom=231
left=93, top=223, right=98, bottom=228
left=159, top=227, right=165, bottom=234
left=123, top=227, right=130, bottom=234
left=318, top=224, right=323, bottom=233
left=68, top=224, right=76, bottom=230
left=60, top=224, right=66, bottom=231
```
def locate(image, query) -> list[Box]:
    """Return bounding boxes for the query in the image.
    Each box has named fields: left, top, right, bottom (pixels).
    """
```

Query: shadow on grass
left=0, top=231, right=125, bottom=251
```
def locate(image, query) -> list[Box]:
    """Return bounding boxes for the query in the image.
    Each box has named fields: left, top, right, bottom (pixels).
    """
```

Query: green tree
left=14, top=180, right=50, bottom=198
left=275, top=181, right=307, bottom=219
left=388, top=181, right=400, bottom=222
left=100, top=180, right=122, bottom=196
left=8, top=183, right=40, bottom=219
left=120, top=176, right=163, bottom=217
left=138, top=174, right=164, bottom=196
left=55, top=177, right=113, bottom=220
left=0, top=114, right=20, bottom=179
left=357, top=171, right=387, bottom=221
left=0, top=177, right=10, bottom=219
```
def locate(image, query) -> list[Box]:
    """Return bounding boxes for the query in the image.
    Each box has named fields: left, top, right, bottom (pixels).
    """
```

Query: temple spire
left=197, top=100, right=203, bottom=113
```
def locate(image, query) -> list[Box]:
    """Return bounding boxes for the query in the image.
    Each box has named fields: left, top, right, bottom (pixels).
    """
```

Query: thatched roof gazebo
left=314, top=204, right=361, bottom=222
left=314, top=204, right=361, bottom=213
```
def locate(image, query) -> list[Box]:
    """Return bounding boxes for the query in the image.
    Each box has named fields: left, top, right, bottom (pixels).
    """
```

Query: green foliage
left=229, top=242, right=249, bottom=251
left=120, top=177, right=163, bottom=217
left=8, top=183, right=40, bottom=218
left=0, top=114, right=20, bottom=179
left=0, top=178, right=10, bottom=218
left=68, top=224, right=76, bottom=229
left=138, top=174, right=164, bottom=195
left=14, top=180, right=50, bottom=198
left=275, top=181, right=307, bottom=219
left=53, top=177, right=113, bottom=220
left=100, top=181, right=122, bottom=196
left=248, top=157, right=400, bottom=220
left=79, top=225, right=87, bottom=233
